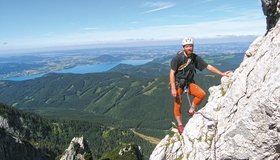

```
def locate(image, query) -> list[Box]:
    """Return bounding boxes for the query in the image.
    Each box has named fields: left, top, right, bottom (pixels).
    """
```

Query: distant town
left=0, top=42, right=250, bottom=80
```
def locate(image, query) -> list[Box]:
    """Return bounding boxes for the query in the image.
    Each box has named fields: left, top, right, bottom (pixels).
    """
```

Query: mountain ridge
left=0, top=103, right=156, bottom=159
left=150, top=0, right=280, bottom=159
left=0, top=61, right=224, bottom=130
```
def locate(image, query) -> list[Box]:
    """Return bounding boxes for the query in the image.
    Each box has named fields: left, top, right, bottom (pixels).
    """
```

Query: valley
left=0, top=42, right=249, bottom=159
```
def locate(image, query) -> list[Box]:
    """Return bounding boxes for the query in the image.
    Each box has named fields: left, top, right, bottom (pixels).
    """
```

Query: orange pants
left=174, top=83, right=206, bottom=116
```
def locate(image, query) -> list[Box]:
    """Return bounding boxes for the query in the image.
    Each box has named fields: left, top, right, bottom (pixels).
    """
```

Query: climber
left=170, top=37, right=231, bottom=134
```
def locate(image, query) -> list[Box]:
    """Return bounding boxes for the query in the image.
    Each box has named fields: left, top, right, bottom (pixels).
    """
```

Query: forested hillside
left=0, top=67, right=220, bottom=130
left=0, top=52, right=244, bottom=159
left=0, top=103, right=154, bottom=159
left=0, top=53, right=243, bottom=133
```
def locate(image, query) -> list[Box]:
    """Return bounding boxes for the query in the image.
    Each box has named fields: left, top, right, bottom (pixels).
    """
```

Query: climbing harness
left=176, top=51, right=196, bottom=82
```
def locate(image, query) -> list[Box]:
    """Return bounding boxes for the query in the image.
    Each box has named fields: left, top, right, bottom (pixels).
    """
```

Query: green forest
left=0, top=53, right=244, bottom=159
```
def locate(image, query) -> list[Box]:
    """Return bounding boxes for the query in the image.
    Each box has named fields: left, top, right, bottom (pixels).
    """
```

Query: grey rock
left=150, top=1, right=280, bottom=159
left=60, top=136, right=92, bottom=160
left=261, top=0, right=280, bottom=31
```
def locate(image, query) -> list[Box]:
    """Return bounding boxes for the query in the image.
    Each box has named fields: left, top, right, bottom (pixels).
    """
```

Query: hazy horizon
left=0, top=35, right=258, bottom=55
left=0, top=0, right=265, bottom=54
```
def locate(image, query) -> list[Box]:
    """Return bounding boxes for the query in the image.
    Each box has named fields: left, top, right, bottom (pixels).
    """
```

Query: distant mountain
left=0, top=53, right=244, bottom=131
left=0, top=71, right=220, bottom=131
left=0, top=63, right=45, bottom=74
left=95, top=54, right=123, bottom=63
left=108, top=53, right=244, bottom=79
left=0, top=55, right=45, bottom=64
left=109, top=63, right=135, bottom=70
left=108, top=62, right=169, bottom=79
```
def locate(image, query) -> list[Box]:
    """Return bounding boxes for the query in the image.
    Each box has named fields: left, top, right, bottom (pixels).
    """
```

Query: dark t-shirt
left=170, top=51, right=208, bottom=75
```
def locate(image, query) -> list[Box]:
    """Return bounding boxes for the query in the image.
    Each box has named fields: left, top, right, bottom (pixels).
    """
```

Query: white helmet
left=182, top=37, right=194, bottom=46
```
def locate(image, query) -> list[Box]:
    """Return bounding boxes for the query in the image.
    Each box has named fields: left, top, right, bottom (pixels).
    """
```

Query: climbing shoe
left=178, top=125, right=184, bottom=135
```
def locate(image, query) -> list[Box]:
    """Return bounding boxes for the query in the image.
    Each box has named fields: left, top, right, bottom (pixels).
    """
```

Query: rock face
left=60, top=137, right=92, bottom=160
left=150, top=1, right=280, bottom=159
left=0, top=104, right=54, bottom=160
left=0, top=128, right=51, bottom=160
left=262, top=0, right=280, bottom=30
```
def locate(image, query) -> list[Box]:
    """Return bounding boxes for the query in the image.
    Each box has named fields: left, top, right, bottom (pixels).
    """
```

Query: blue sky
left=0, top=0, right=266, bottom=53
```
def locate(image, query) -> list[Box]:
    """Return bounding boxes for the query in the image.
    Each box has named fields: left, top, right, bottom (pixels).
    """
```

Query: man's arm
left=207, top=64, right=230, bottom=77
left=169, top=69, right=177, bottom=97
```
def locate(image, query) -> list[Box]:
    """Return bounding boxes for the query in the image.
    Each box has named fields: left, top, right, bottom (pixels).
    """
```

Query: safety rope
left=185, top=87, right=192, bottom=108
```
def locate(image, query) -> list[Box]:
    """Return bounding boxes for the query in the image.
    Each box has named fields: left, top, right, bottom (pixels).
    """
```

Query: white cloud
left=0, top=14, right=266, bottom=53
left=141, top=1, right=175, bottom=14
left=83, top=27, right=98, bottom=31
left=81, top=15, right=265, bottom=41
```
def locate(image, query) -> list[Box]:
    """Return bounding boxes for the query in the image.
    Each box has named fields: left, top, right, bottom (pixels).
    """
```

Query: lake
left=4, top=59, right=153, bottom=81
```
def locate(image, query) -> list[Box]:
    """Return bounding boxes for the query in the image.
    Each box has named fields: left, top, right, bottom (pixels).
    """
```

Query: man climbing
left=170, top=37, right=231, bottom=134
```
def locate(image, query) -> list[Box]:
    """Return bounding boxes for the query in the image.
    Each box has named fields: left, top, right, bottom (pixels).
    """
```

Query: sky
left=0, top=0, right=266, bottom=53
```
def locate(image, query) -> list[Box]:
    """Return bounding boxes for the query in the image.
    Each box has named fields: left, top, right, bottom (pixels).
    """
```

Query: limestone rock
left=60, top=136, right=92, bottom=160
left=150, top=1, right=280, bottom=159
left=262, top=0, right=280, bottom=31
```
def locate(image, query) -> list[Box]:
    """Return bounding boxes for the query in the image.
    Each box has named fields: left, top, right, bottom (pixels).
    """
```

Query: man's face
left=183, top=44, right=193, bottom=55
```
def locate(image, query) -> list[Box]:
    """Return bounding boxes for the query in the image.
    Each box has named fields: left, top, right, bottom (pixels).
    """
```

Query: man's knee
left=193, top=91, right=206, bottom=106
left=199, top=90, right=206, bottom=99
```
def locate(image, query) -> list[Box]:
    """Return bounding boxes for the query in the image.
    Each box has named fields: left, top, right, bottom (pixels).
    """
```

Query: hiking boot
left=178, top=125, right=184, bottom=134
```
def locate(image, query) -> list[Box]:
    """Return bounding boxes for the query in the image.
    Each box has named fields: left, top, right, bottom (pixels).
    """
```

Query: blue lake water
left=5, top=59, right=152, bottom=81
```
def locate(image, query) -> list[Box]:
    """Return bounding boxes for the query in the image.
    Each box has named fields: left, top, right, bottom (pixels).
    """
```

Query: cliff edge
left=150, top=0, right=280, bottom=159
